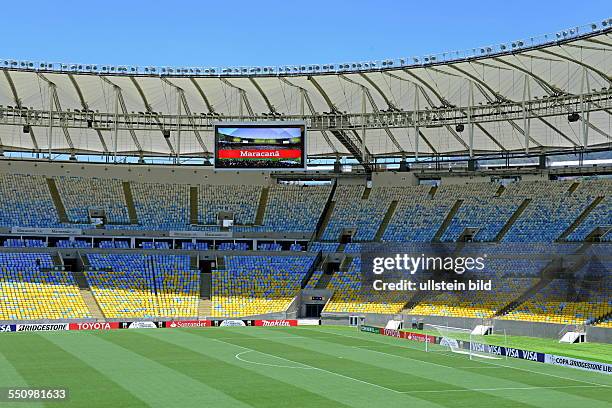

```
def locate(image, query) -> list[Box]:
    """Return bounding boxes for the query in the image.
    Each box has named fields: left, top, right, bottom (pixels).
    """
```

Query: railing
left=0, top=90, right=609, bottom=132
left=0, top=21, right=609, bottom=77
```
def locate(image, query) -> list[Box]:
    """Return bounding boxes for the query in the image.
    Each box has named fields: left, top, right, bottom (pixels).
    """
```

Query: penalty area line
left=235, top=350, right=314, bottom=370
left=211, top=338, right=403, bottom=394
left=318, top=328, right=612, bottom=388
left=399, top=384, right=606, bottom=394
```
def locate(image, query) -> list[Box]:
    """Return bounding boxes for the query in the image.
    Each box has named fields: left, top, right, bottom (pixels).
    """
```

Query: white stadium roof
left=0, top=21, right=610, bottom=168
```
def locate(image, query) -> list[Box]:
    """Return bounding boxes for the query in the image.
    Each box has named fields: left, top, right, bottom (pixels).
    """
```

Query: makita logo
left=261, top=320, right=291, bottom=327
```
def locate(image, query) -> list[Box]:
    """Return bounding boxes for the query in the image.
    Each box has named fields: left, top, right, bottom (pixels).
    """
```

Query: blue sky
left=1, top=1, right=609, bottom=67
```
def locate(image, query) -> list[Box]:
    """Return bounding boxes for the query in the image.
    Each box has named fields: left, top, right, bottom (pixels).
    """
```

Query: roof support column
left=522, top=75, right=531, bottom=154
left=48, top=83, right=53, bottom=160
left=177, top=91, right=181, bottom=164
left=113, top=87, right=119, bottom=163
left=468, top=80, right=474, bottom=158
left=361, top=88, right=367, bottom=162
left=300, top=90, right=305, bottom=116
left=414, top=83, right=420, bottom=162
left=580, top=67, right=590, bottom=148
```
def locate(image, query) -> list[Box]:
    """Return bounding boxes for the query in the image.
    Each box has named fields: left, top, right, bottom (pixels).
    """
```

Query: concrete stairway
left=200, top=273, right=211, bottom=299
left=198, top=299, right=212, bottom=318
left=315, top=202, right=335, bottom=241
left=374, top=200, right=398, bottom=241
left=46, top=178, right=69, bottom=223
left=255, top=187, right=269, bottom=225
left=433, top=199, right=463, bottom=242
left=122, top=182, right=138, bottom=224
left=79, top=289, right=105, bottom=321
left=190, top=186, right=199, bottom=224
left=494, top=198, right=531, bottom=242
left=557, top=196, right=605, bottom=242
left=314, top=272, right=333, bottom=289
left=361, top=187, right=371, bottom=199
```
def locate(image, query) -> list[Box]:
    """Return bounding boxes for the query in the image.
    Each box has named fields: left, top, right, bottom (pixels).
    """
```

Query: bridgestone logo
left=16, top=324, right=68, bottom=332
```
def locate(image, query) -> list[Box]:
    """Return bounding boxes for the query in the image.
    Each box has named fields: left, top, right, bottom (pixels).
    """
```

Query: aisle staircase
left=255, top=187, right=269, bottom=225
left=190, top=186, right=199, bottom=224
left=433, top=200, right=463, bottom=242
left=80, top=289, right=105, bottom=321
left=374, top=201, right=398, bottom=241
left=122, top=182, right=138, bottom=224
left=494, top=198, right=531, bottom=242
left=557, top=196, right=605, bottom=242
left=198, top=299, right=212, bottom=318
left=46, top=178, right=69, bottom=223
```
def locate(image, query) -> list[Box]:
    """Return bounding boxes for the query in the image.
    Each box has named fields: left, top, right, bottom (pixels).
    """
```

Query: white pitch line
left=399, top=385, right=605, bottom=394
left=352, top=346, right=456, bottom=370
left=212, top=337, right=403, bottom=394
left=214, top=335, right=337, bottom=341
left=453, top=366, right=507, bottom=369
left=235, top=350, right=314, bottom=370
left=353, top=346, right=511, bottom=371
left=471, top=358, right=612, bottom=388
left=311, top=328, right=612, bottom=388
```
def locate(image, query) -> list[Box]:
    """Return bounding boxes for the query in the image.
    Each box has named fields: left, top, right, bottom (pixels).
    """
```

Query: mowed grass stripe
left=317, top=325, right=612, bottom=389
left=301, top=327, right=612, bottom=406
left=44, top=331, right=251, bottom=408
left=0, top=353, right=44, bottom=408
left=314, top=326, right=612, bottom=386
left=138, top=328, right=428, bottom=408
left=244, top=327, right=610, bottom=408
left=194, top=328, right=541, bottom=408
left=309, top=325, right=612, bottom=385
left=102, top=330, right=354, bottom=408
left=0, top=333, right=146, bottom=408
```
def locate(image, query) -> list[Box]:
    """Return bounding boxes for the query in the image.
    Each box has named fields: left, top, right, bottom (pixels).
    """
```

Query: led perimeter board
left=214, top=122, right=306, bottom=170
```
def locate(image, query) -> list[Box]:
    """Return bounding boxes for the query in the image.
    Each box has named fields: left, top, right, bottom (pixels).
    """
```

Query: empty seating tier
left=0, top=253, right=91, bottom=320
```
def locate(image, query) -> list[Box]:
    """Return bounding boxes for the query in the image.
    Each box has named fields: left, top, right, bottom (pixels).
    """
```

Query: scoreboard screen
left=214, top=123, right=306, bottom=170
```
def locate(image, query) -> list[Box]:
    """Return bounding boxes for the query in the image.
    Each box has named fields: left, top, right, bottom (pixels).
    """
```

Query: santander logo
left=167, top=320, right=210, bottom=328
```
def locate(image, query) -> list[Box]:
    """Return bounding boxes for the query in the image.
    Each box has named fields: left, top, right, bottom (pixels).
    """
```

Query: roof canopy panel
left=0, top=28, right=610, bottom=162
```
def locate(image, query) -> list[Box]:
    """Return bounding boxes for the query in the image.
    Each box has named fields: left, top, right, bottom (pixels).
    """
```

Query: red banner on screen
left=217, top=149, right=302, bottom=159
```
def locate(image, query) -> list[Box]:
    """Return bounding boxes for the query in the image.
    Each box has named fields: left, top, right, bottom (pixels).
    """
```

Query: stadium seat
left=0, top=253, right=91, bottom=320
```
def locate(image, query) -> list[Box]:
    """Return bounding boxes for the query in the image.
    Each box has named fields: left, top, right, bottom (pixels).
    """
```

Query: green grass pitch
left=0, top=326, right=610, bottom=407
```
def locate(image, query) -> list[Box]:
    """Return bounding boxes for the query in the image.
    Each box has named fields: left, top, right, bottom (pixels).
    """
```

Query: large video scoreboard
left=214, top=122, right=306, bottom=170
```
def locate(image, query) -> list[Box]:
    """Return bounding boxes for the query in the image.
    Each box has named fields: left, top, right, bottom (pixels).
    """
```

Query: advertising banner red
left=381, top=328, right=402, bottom=338
left=402, top=331, right=437, bottom=343
left=254, top=320, right=298, bottom=327
left=69, top=322, right=120, bottom=331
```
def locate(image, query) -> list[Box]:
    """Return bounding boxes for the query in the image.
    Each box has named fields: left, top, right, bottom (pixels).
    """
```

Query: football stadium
left=0, top=4, right=611, bottom=407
